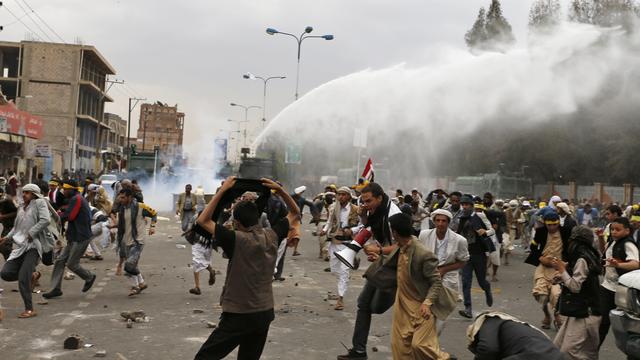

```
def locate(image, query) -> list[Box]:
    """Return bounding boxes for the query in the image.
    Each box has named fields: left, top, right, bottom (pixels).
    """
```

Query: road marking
left=97, top=281, right=107, bottom=286
left=50, top=328, right=65, bottom=336
left=92, top=287, right=103, bottom=293
left=86, top=293, right=96, bottom=300
left=60, top=317, right=75, bottom=326
left=78, top=302, right=90, bottom=308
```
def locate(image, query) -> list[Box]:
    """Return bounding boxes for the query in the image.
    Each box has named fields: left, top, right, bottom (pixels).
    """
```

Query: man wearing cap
left=0, top=186, right=18, bottom=261
left=0, top=184, right=51, bottom=318
left=457, top=195, right=494, bottom=319
left=47, top=178, right=65, bottom=211
left=419, top=208, right=468, bottom=333
left=525, top=210, right=571, bottom=330
left=43, top=179, right=96, bottom=299
left=320, top=186, right=360, bottom=310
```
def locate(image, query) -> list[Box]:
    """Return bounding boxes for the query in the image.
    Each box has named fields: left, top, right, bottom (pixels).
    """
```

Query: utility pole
left=96, top=78, right=124, bottom=172
left=126, top=97, right=146, bottom=169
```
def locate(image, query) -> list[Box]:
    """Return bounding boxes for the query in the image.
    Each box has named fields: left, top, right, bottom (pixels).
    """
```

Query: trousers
left=194, top=309, right=274, bottom=360
left=0, top=248, right=39, bottom=310
left=351, top=280, right=396, bottom=353
left=50, top=238, right=93, bottom=290
left=461, top=254, right=491, bottom=309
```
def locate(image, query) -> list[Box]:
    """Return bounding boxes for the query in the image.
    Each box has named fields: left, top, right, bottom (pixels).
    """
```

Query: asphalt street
left=0, top=213, right=622, bottom=359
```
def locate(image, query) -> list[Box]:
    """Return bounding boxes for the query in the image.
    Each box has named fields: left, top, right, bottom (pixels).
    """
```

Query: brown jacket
left=385, top=237, right=458, bottom=320
left=327, top=202, right=359, bottom=237
left=176, top=192, right=197, bottom=218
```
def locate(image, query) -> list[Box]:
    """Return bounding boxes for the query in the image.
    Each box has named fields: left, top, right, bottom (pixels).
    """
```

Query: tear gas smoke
left=256, top=22, right=640, bottom=188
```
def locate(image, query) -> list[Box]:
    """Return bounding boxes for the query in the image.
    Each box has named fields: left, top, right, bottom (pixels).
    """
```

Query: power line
left=2, top=3, right=43, bottom=41
left=1, top=10, right=29, bottom=28
left=18, top=0, right=66, bottom=43
left=12, top=0, right=53, bottom=42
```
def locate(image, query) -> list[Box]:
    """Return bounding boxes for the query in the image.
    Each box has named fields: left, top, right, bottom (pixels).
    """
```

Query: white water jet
left=256, top=21, right=640, bottom=187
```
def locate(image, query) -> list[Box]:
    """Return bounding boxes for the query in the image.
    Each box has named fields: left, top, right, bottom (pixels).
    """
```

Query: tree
left=529, top=0, right=562, bottom=31
left=592, top=0, right=637, bottom=29
left=485, top=0, right=516, bottom=50
left=465, top=7, right=488, bottom=52
left=568, top=0, right=595, bottom=23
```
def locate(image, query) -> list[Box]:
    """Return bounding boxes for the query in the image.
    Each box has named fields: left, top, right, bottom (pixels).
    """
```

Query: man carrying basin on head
left=336, top=182, right=401, bottom=360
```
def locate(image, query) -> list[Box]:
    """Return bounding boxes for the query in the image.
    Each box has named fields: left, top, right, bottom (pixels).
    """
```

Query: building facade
left=104, top=112, right=127, bottom=171
left=0, top=40, right=116, bottom=175
left=136, top=102, right=184, bottom=160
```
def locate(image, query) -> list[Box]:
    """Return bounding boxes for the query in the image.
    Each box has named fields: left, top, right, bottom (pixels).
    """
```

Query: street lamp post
left=266, top=26, right=334, bottom=100
left=242, top=73, right=286, bottom=126
left=229, top=103, right=261, bottom=147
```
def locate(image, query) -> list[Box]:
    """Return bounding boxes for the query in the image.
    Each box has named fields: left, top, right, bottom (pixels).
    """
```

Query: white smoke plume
left=256, top=21, right=640, bottom=187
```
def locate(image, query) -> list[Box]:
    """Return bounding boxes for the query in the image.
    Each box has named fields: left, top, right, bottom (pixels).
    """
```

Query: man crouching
left=385, top=213, right=457, bottom=360
left=193, top=176, right=299, bottom=360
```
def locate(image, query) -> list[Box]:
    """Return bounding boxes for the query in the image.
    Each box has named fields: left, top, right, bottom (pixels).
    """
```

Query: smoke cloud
left=256, top=21, right=640, bottom=189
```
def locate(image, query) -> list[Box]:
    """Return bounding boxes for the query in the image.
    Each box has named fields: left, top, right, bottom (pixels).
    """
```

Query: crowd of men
left=0, top=173, right=157, bottom=320
left=2, top=172, right=640, bottom=360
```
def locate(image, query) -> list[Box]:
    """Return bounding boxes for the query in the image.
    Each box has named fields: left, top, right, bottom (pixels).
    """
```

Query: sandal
left=292, top=251, right=301, bottom=256
left=18, top=310, right=37, bottom=318
left=31, top=271, right=41, bottom=291
left=189, top=287, right=201, bottom=295
left=208, top=271, right=216, bottom=286
left=554, top=313, right=563, bottom=330
left=128, top=287, right=141, bottom=297
left=138, top=283, right=148, bottom=293
left=541, top=317, right=551, bottom=330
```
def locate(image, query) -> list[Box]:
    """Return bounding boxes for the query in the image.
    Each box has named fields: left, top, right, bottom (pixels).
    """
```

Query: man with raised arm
left=193, top=176, right=299, bottom=360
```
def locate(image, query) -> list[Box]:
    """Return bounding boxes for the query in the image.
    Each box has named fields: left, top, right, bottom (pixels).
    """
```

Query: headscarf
left=567, top=225, right=602, bottom=275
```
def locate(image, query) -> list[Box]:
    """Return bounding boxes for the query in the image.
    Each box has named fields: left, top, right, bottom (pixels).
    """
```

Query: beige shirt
left=122, top=206, right=148, bottom=246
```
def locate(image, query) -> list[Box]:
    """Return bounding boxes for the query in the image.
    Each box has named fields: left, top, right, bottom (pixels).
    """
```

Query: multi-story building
left=136, top=102, right=184, bottom=160
left=0, top=40, right=116, bottom=174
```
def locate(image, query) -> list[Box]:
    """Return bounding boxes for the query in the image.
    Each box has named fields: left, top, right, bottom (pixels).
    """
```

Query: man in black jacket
left=525, top=210, right=571, bottom=330
left=458, top=195, right=494, bottom=318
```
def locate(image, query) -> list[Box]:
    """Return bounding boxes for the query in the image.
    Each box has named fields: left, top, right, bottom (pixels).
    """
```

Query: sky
left=0, top=0, right=537, bottom=157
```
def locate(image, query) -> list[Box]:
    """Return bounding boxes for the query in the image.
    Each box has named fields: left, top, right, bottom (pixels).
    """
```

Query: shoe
left=324, top=267, right=331, bottom=272
left=90, top=255, right=104, bottom=261
left=448, top=354, right=458, bottom=360
left=189, top=287, right=201, bottom=295
left=43, top=288, right=63, bottom=299
left=337, top=349, right=367, bottom=360
left=18, top=310, right=37, bottom=318
left=128, top=286, right=141, bottom=297
left=485, top=291, right=493, bottom=307
left=292, top=251, right=301, bottom=256
left=82, top=274, right=96, bottom=292
left=274, top=277, right=286, bottom=282
left=353, top=256, right=360, bottom=270
left=459, top=308, right=473, bottom=319
left=208, top=271, right=216, bottom=286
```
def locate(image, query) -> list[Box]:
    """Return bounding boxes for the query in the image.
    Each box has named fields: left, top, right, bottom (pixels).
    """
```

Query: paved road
left=0, top=213, right=622, bottom=359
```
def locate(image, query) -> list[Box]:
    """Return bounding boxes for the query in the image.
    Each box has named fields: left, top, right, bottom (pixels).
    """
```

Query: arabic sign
left=0, top=103, right=44, bottom=139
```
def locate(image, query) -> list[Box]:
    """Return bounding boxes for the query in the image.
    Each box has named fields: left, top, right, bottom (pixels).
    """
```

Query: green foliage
left=465, top=0, right=515, bottom=53
left=529, top=0, right=562, bottom=31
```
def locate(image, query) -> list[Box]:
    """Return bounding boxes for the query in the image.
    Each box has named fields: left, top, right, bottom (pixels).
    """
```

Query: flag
left=361, top=158, right=374, bottom=182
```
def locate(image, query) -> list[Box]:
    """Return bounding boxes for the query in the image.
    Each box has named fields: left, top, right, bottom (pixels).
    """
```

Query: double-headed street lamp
left=242, top=73, right=286, bottom=126
left=266, top=26, right=334, bottom=100
left=229, top=102, right=261, bottom=147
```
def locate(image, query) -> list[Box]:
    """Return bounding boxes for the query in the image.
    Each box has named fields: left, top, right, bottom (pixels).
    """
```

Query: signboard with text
left=0, top=103, right=43, bottom=139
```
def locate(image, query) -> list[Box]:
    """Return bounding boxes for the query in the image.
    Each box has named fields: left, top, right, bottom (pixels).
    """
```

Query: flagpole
left=356, top=147, right=362, bottom=183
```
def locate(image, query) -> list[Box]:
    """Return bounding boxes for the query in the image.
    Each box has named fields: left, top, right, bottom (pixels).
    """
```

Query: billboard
left=0, top=103, right=43, bottom=139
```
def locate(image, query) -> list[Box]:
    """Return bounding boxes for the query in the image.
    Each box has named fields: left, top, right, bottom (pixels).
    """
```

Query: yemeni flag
left=361, top=158, right=374, bottom=182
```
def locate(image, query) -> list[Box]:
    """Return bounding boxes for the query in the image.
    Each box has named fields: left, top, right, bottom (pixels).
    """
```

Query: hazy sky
left=0, top=0, right=537, bottom=155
